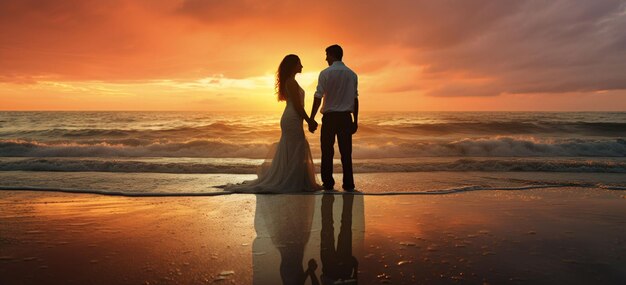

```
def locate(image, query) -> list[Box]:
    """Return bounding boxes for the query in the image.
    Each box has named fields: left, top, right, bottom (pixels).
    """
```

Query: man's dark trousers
left=321, top=112, right=354, bottom=190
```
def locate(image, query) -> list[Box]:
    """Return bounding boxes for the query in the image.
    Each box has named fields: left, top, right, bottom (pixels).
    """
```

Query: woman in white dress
left=226, top=54, right=322, bottom=193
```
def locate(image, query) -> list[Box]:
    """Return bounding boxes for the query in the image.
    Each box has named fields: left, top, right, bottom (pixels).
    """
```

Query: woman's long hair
left=276, top=54, right=300, bottom=101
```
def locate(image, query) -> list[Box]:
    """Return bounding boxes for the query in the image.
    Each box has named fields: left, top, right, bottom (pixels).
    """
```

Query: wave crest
left=2, top=158, right=625, bottom=173
left=354, top=137, right=626, bottom=158
left=2, top=137, right=626, bottom=158
left=0, top=139, right=270, bottom=158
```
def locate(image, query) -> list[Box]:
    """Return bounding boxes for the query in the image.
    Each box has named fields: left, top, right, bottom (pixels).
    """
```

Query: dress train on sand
left=226, top=87, right=321, bottom=193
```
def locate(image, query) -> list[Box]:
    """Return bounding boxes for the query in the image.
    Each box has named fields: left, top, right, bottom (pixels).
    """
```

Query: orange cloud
left=1, top=0, right=626, bottom=111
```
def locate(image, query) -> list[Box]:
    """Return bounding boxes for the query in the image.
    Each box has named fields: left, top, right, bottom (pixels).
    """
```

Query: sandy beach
left=1, top=184, right=624, bottom=284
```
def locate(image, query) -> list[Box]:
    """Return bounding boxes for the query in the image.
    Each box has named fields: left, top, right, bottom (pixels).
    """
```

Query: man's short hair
left=325, top=44, right=343, bottom=60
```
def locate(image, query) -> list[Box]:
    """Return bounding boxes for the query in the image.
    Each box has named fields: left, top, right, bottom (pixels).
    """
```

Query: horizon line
left=1, top=110, right=624, bottom=113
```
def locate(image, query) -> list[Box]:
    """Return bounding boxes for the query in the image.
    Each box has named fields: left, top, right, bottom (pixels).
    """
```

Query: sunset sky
left=1, top=0, right=626, bottom=111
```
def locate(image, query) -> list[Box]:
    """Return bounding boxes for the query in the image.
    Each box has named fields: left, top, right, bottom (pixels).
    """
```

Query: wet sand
left=1, top=187, right=625, bottom=284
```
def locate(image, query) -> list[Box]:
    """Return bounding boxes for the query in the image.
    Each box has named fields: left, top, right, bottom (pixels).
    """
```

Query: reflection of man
left=320, top=194, right=358, bottom=284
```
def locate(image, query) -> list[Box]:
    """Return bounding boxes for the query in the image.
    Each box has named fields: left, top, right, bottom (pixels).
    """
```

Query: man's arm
left=352, top=73, right=359, bottom=134
left=308, top=97, right=321, bottom=133
left=309, top=72, right=325, bottom=133
left=352, top=97, right=359, bottom=134
left=311, top=72, right=325, bottom=120
left=310, top=97, right=322, bottom=121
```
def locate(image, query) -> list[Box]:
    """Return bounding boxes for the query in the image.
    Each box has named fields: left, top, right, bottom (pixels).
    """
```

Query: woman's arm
left=286, top=79, right=313, bottom=123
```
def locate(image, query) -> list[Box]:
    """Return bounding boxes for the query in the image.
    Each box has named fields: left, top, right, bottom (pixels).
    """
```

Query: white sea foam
left=1, top=158, right=626, bottom=173
left=1, top=183, right=622, bottom=197
left=0, top=186, right=231, bottom=196
left=0, top=139, right=271, bottom=158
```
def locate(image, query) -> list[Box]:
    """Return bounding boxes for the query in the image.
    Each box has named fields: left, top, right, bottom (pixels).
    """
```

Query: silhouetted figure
left=226, top=54, right=321, bottom=193
left=310, top=44, right=359, bottom=191
left=252, top=195, right=319, bottom=285
left=320, top=194, right=358, bottom=284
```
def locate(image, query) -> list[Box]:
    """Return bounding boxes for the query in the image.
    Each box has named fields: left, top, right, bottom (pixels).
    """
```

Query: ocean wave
left=356, top=158, right=626, bottom=173
left=0, top=139, right=271, bottom=158
left=400, top=122, right=626, bottom=136
left=3, top=121, right=626, bottom=142
left=1, top=137, right=626, bottom=158
left=0, top=158, right=258, bottom=173
left=354, top=137, right=626, bottom=158
left=1, top=158, right=625, bottom=173
left=1, top=123, right=279, bottom=140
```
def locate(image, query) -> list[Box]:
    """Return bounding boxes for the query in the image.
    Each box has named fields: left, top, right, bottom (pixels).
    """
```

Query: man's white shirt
left=314, top=61, right=358, bottom=114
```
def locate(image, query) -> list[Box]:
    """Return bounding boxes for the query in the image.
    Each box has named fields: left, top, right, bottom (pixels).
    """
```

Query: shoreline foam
left=2, top=182, right=624, bottom=197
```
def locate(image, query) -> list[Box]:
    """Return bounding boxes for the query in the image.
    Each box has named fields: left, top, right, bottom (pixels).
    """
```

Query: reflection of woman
left=226, top=54, right=321, bottom=193
left=253, top=195, right=319, bottom=285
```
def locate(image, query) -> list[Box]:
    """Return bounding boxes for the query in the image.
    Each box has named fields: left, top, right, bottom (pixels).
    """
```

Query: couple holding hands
left=226, top=44, right=359, bottom=194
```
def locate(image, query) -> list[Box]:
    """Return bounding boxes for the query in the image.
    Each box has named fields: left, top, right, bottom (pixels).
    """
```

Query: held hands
left=306, top=119, right=355, bottom=134
left=308, top=119, right=318, bottom=133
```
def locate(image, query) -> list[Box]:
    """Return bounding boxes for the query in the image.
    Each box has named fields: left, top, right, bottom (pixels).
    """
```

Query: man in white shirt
left=310, top=44, right=359, bottom=191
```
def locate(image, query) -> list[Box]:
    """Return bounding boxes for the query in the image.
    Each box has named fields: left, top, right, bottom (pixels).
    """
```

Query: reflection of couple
left=252, top=194, right=360, bottom=285
left=227, top=44, right=359, bottom=193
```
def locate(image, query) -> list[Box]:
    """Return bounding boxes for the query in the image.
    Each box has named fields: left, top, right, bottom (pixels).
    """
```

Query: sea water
left=1, top=111, right=625, bottom=195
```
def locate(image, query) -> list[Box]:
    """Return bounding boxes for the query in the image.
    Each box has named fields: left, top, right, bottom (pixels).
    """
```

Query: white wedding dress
left=226, top=86, right=321, bottom=193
